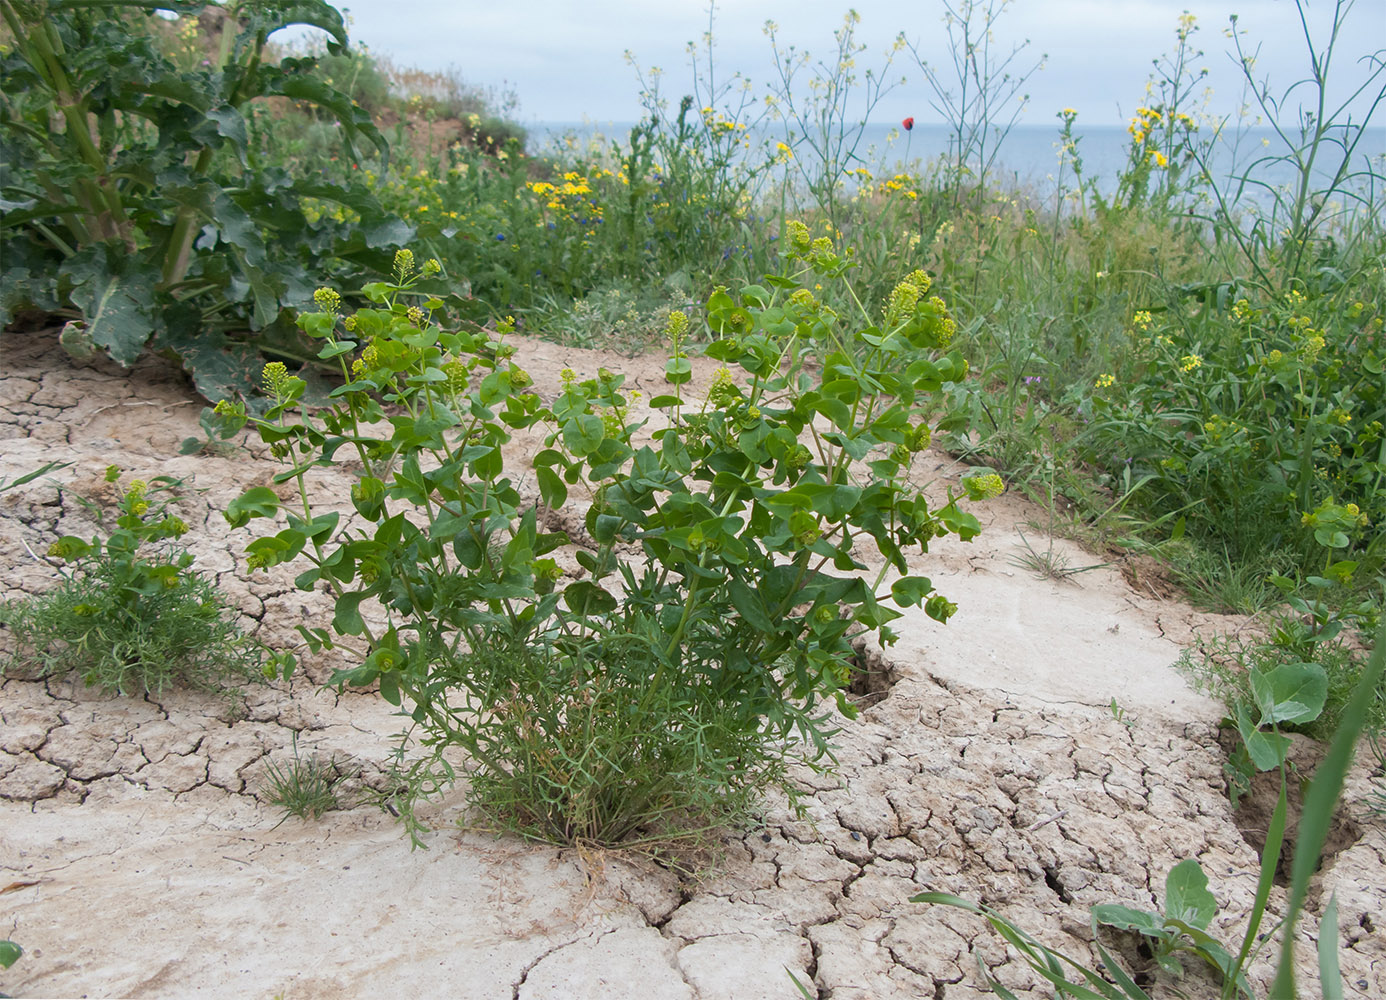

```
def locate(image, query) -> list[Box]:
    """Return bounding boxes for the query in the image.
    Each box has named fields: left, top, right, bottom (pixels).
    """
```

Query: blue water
left=531, top=121, right=1386, bottom=208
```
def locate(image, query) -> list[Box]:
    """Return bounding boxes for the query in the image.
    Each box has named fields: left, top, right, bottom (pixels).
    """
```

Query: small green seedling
left=1091, top=859, right=1249, bottom=990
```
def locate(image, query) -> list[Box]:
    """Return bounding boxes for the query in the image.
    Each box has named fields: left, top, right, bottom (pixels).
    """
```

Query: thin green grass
left=261, top=736, right=342, bottom=822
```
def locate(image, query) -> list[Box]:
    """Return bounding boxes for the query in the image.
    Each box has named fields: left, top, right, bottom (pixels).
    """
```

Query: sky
left=301, top=1, right=1386, bottom=129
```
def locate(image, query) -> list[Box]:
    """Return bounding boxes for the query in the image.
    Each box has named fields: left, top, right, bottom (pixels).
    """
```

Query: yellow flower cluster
left=883, top=269, right=933, bottom=326
left=262, top=361, right=290, bottom=397
left=373, top=167, right=460, bottom=223
left=313, top=287, right=341, bottom=314
left=1128, top=106, right=1163, bottom=145
left=962, top=473, right=1005, bottom=501
left=1095, top=373, right=1115, bottom=389
left=125, top=480, right=150, bottom=517
left=666, top=310, right=689, bottom=351
left=701, top=107, right=748, bottom=135
left=1299, top=334, right=1326, bottom=364
left=707, top=366, right=738, bottom=408
left=526, top=170, right=607, bottom=237
left=1202, top=414, right=1244, bottom=443
left=878, top=173, right=921, bottom=200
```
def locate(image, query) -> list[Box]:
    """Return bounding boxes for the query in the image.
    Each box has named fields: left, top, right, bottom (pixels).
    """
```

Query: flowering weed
left=0, top=470, right=265, bottom=696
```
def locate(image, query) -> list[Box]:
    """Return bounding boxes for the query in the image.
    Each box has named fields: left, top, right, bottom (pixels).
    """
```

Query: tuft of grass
left=1, top=471, right=265, bottom=698
left=1009, top=528, right=1110, bottom=583
left=260, top=736, right=341, bottom=822
left=0, top=561, right=263, bottom=697
left=1165, top=544, right=1290, bottom=616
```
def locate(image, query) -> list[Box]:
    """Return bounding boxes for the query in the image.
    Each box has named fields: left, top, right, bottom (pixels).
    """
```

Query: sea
left=529, top=121, right=1386, bottom=209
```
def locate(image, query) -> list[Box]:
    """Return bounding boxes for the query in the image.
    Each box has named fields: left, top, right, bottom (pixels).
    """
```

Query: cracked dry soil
left=2, top=328, right=1383, bottom=999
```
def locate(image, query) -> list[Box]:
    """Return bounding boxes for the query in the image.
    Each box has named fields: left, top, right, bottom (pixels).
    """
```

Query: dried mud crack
left=2, top=329, right=1384, bottom=998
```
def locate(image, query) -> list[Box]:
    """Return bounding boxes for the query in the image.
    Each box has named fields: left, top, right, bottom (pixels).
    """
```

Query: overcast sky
left=314, top=1, right=1385, bottom=128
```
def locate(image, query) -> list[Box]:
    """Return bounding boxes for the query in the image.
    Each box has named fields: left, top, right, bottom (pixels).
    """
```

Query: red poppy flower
left=902, top=116, right=915, bottom=131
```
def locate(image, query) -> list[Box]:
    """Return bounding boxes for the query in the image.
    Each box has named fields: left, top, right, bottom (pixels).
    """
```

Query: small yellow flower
left=1095, top=373, right=1115, bottom=389
left=1179, top=354, right=1202, bottom=373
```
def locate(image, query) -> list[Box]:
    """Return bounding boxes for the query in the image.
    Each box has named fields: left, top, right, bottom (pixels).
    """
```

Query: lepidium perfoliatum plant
left=217, top=236, right=999, bottom=847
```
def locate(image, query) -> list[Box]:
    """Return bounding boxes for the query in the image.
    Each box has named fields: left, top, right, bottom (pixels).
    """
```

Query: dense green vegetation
left=5, top=2, right=1380, bottom=618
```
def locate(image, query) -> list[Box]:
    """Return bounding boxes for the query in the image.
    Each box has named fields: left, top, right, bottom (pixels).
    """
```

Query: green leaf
left=243, top=1, right=350, bottom=49
left=536, top=466, right=567, bottom=508
left=206, top=105, right=248, bottom=163
left=378, top=669, right=401, bottom=707
left=1250, top=661, right=1327, bottom=726
left=364, top=218, right=415, bottom=248
left=729, top=578, right=774, bottom=632
left=1092, top=903, right=1164, bottom=938
left=1320, top=893, right=1343, bottom=1000
left=665, top=356, right=693, bottom=385
left=1237, top=702, right=1292, bottom=771
left=1231, top=779, right=1287, bottom=987
left=740, top=283, right=771, bottom=307
left=244, top=529, right=306, bottom=569
left=224, top=487, right=281, bottom=528
left=318, top=341, right=358, bottom=360
left=766, top=483, right=862, bottom=521
left=0, top=939, right=21, bottom=969
left=562, top=580, right=618, bottom=616
left=1163, top=859, right=1216, bottom=931
left=62, top=251, right=157, bottom=365
left=0, top=460, right=70, bottom=493
left=334, top=592, right=368, bottom=635
left=562, top=413, right=605, bottom=456
left=890, top=576, right=934, bottom=608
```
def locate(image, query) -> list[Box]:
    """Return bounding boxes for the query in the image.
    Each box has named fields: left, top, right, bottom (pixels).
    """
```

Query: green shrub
left=218, top=239, right=993, bottom=847
left=0, top=0, right=404, bottom=400
left=0, top=469, right=264, bottom=696
left=1077, top=284, right=1386, bottom=606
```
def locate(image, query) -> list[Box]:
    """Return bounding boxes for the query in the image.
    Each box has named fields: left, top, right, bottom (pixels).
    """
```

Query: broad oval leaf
left=1163, top=858, right=1216, bottom=931
left=1251, top=661, right=1328, bottom=725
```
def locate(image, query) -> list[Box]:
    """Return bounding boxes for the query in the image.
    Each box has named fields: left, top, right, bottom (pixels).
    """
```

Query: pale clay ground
left=1, top=329, right=1382, bottom=999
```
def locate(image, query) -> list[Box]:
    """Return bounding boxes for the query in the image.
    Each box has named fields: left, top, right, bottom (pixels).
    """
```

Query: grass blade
left=1319, top=893, right=1342, bottom=1000
left=1227, top=778, right=1287, bottom=998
